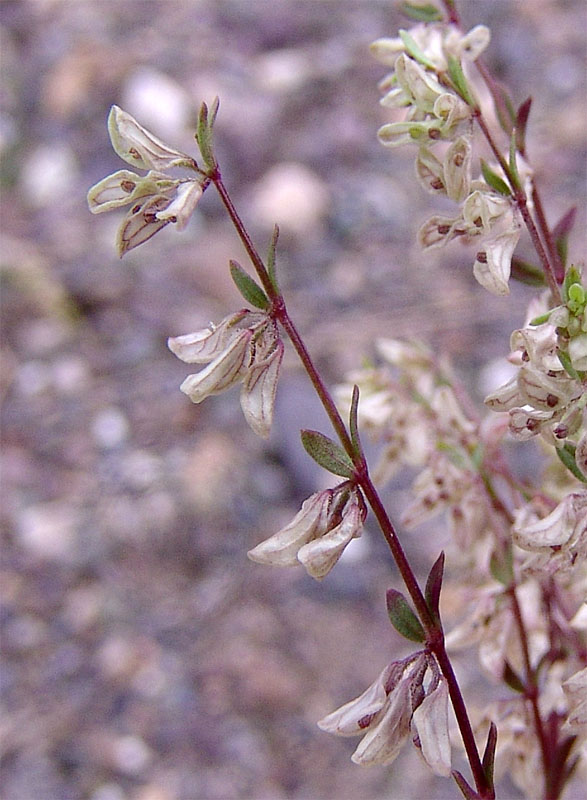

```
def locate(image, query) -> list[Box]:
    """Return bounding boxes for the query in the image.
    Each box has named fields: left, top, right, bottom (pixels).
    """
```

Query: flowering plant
left=88, top=1, right=586, bottom=797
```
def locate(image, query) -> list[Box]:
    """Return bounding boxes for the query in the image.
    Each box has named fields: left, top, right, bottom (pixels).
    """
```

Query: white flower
left=512, top=492, right=587, bottom=551
left=88, top=106, right=204, bottom=256
left=248, top=485, right=365, bottom=579
left=318, top=655, right=426, bottom=767
left=107, top=105, right=194, bottom=171
left=473, top=228, right=521, bottom=296
left=562, top=667, right=587, bottom=733
left=411, top=677, right=452, bottom=777
left=168, top=310, right=283, bottom=438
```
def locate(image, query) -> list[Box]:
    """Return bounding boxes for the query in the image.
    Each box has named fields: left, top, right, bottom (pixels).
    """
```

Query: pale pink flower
left=88, top=106, right=203, bottom=256
left=411, top=676, right=452, bottom=777
left=562, top=667, right=587, bottom=733
left=472, top=228, right=520, bottom=296
left=168, top=310, right=283, bottom=438
left=317, top=655, right=425, bottom=767
left=247, top=485, right=365, bottom=579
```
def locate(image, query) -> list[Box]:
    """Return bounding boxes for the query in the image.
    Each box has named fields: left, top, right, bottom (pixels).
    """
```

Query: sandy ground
left=1, top=1, right=586, bottom=799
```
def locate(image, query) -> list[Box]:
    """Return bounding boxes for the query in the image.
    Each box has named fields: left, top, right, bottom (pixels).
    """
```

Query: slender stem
left=210, top=170, right=492, bottom=799
left=531, top=182, right=564, bottom=283
left=507, top=586, right=552, bottom=794
left=472, top=111, right=562, bottom=303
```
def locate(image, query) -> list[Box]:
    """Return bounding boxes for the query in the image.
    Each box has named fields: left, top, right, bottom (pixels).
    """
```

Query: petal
left=512, top=493, right=587, bottom=550
left=473, top=230, right=520, bottom=296
left=484, top=376, right=523, bottom=411
left=317, top=663, right=393, bottom=737
left=247, top=490, right=333, bottom=567
left=116, top=194, right=172, bottom=257
left=297, top=503, right=363, bottom=579
left=412, top=678, right=452, bottom=777
left=156, top=180, right=203, bottom=230
left=87, top=169, right=146, bottom=213
left=168, top=311, right=263, bottom=364
left=108, top=105, right=194, bottom=171
left=443, top=136, right=472, bottom=203
left=351, top=678, right=412, bottom=766
left=240, top=338, right=284, bottom=438
left=458, top=25, right=491, bottom=61
left=179, top=330, right=252, bottom=402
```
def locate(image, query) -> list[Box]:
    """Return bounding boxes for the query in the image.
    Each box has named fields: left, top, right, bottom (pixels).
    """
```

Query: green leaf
left=508, top=133, right=521, bottom=190
left=425, top=551, right=444, bottom=625
left=511, top=257, right=546, bottom=287
left=480, top=159, right=511, bottom=196
left=502, top=662, right=525, bottom=694
left=399, top=29, right=437, bottom=70
left=489, top=544, right=513, bottom=586
left=229, top=260, right=270, bottom=310
left=196, top=101, right=216, bottom=170
left=515, top=96, right=532, bottom=156
left=398, top=2, right=443, bottom=22
left=300, top=430, right=354, bottom=478
left=553, top=207, right=576, bottom=271
left=557, top=350, right=580, bottom=380
left=386, top=589, right=426, bottom=643
left=483, top=75, right=516, bottom=136
left=446, top=54, right=477, bottom=108
left=266, top=224, right=280, bottom=291
left=349, top=385, right=363, bottom=459
left=556, top=442, right=587, bottom=483
left=482, top=721, right=498, bottom=791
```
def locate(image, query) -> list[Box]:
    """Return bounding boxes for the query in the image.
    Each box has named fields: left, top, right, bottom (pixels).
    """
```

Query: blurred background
left=1, top=1, right=585, bottom=799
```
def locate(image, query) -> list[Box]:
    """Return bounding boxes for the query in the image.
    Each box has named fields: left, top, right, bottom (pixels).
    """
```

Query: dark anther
left=546, top=393, right=559, bottom=408
left=476, top=251, right=488, bottom=264
left=121, top=180, right=136, bottom=193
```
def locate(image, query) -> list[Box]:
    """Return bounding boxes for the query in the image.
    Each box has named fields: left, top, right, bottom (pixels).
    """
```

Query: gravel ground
left=1, top=2, right=586, bottom=799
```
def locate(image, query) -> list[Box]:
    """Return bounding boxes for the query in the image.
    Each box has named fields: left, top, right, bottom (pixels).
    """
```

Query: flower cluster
left=87, top=106, right=205, bottom=256
left=318, top=653, right=451, bottom=776
left=485, top=282, right=587, bottom=453
left=168, top=309, right=283, bottom=439
left=336, top=338, right=498, bottom=556
left=372, top=21, right=525, bottom=295
left=247, top=483, right=366, bottom=579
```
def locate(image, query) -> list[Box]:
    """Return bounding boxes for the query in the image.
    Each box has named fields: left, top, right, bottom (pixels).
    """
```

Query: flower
left=247, top=484, right=366, bottom=579
left=318, top=654, right=452, bottom=775
left=168, top=310, right=283, bottom=438
left=87, top=106, right=204, bottom=256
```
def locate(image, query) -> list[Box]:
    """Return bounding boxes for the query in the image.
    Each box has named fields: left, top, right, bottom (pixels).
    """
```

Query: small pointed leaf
left=399, top=2, right=443, bottom=22
left=425, top=552, right=445, bottom=624
left=483, top=75, right=516, bottom=135
left=480, top=159, right=511, bottom=196
left=510, top=257, right=545, bottom=287
left=386, top=589, right=426, bottom=643
left=196, top=101, right=216, bottom=170
left=514, top=97, right=532, bottom=155
left=452, top=769, right=480, bottom=800
left=502, top=661, right=525, bottom=694
left=399, top=29, right=437, bottom=70
left=508, top=134, right=521, bottom=190
left=349, top=385, right=363, bottom=459
left=489, top=544, right=514, bottom=586
left=300, top=430, right=354, bottom=478
left=555, top=442, right=587, bottom=483
left=482, top=721, right=498, bottom=790
left=229, top=260, right=270, bottom=310
left=557, top=350, right=580, bottom=380
left=553, top=207, right=576, bottom=272
left=446, top=55, right=477, bottom=108
left=266, top=224, right=280, bottom=290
